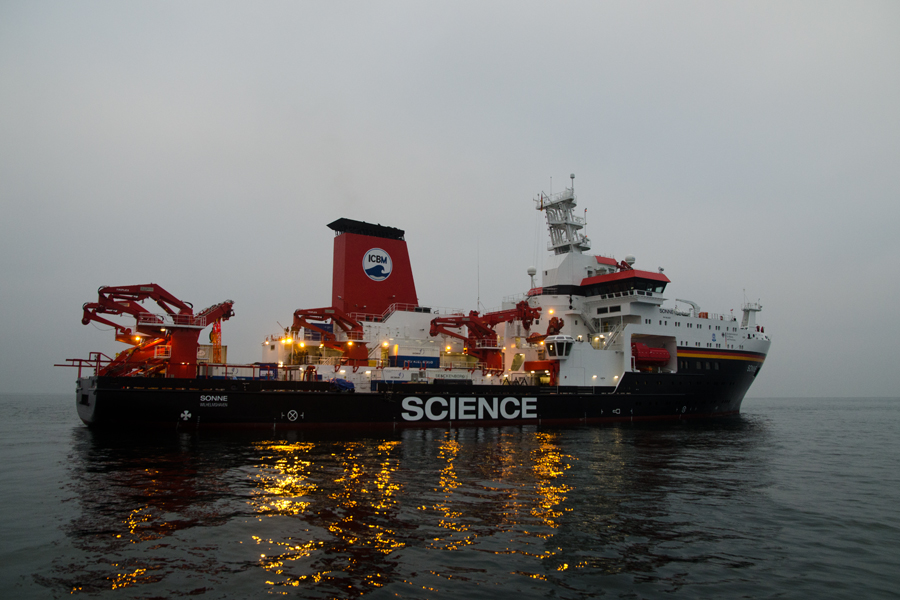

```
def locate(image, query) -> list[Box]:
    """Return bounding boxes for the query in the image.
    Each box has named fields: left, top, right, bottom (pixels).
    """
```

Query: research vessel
left=60, top=178, right=770, bottom=429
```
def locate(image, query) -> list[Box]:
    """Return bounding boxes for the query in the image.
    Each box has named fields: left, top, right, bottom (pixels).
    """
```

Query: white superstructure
left=257, top=179, right=770, bottom=393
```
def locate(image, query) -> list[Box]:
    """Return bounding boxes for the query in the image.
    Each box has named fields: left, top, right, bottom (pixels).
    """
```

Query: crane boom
left=291, top=306, right=369, bottom=369
left=79, top=284, right=234, bottom=378
left=429, top=301, right=540, bottom=371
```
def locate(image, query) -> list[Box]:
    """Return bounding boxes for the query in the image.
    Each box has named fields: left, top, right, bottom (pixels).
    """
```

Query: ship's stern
left=75, top=376, right=98, bottom=426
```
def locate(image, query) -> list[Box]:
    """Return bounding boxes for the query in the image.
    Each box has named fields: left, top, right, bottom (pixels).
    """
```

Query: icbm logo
left=363, top=248, right=392, bottom=281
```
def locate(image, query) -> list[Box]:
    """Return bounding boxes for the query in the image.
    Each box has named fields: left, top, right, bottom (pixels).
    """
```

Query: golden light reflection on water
left=249, top=439, right=405, bottom=591
left=65, top=428, right=583, bottom=595
left=412, top=429, right=578, bottom=563
left=107, top=566, right=159, bottom=590
left=428, top=436, right=473, bottom=549
left=530, top=432, right=575, bottom=531
left=250, top=442, right=317, bottom=516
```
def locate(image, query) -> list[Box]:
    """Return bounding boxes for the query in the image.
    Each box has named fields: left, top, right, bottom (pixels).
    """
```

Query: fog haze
left=2, top=1, right=898, bottom=397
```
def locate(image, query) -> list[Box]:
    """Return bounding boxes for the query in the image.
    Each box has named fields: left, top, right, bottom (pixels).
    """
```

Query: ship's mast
left=535, top=173, right=591, bottom=255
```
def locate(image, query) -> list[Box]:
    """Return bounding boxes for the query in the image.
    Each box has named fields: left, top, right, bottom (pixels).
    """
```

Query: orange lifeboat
left=631, top=342, right=670, bottom=366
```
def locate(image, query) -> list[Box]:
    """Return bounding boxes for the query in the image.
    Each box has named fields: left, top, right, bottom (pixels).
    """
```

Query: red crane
left=429, top=301, right=541, bottom=371
left=80, top=284, right=234, bottom=378
left=290, top=306, right=369, bottom=370
left=525, top=315, right=565, bottom=345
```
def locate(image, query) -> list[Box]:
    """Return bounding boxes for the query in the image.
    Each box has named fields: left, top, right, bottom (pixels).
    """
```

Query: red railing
left=54, top=352, right=114, bottom=378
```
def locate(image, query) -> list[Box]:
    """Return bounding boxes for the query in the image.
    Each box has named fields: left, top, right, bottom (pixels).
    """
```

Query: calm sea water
left=0, top=395, right=897, bottom=599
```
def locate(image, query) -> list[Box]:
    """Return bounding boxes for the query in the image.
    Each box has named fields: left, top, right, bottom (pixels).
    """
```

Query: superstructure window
left=582, top=277, right=668, bottom=297
left=547, top=342, right=573, bottom=357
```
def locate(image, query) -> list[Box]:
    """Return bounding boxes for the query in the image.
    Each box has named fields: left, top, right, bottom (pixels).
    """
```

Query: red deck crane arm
left=77, top=284, right=233, bottom=378
left=291, top=306, right=363, bottom=340
left=430, top=301, right=541, bottom=343
left=290, top=306, right=368, bottom=368
left=480, top=301, right=541, bottom=331
left=429, top=301, right=542, bottom=370
left=196, top=301, right=235, bottom=324
left=81, top=303, right=135, bottom=341
left=428, top=315, right=470, bottom=342
left=96, top=284, right=194, bottom=315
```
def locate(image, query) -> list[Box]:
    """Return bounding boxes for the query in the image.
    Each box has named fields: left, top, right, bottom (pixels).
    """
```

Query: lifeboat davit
left=631, top=342, right=670, bottom=366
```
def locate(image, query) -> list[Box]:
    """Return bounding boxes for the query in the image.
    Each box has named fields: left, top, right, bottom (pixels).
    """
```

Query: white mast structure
left=535, top=173, right=591, bottom=255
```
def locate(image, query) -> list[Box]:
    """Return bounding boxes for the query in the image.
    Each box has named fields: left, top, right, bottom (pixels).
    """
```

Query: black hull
left=75, top=366, right=761, bottom=430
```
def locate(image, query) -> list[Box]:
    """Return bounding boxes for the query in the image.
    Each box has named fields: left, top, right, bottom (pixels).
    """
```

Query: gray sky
left=2, top=1, right=898, bottom=397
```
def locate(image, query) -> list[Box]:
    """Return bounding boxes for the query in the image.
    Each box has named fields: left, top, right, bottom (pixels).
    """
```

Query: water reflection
left=249, top=439, right=408, bottom=592
left=47, top=416, right=770, bottom=596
